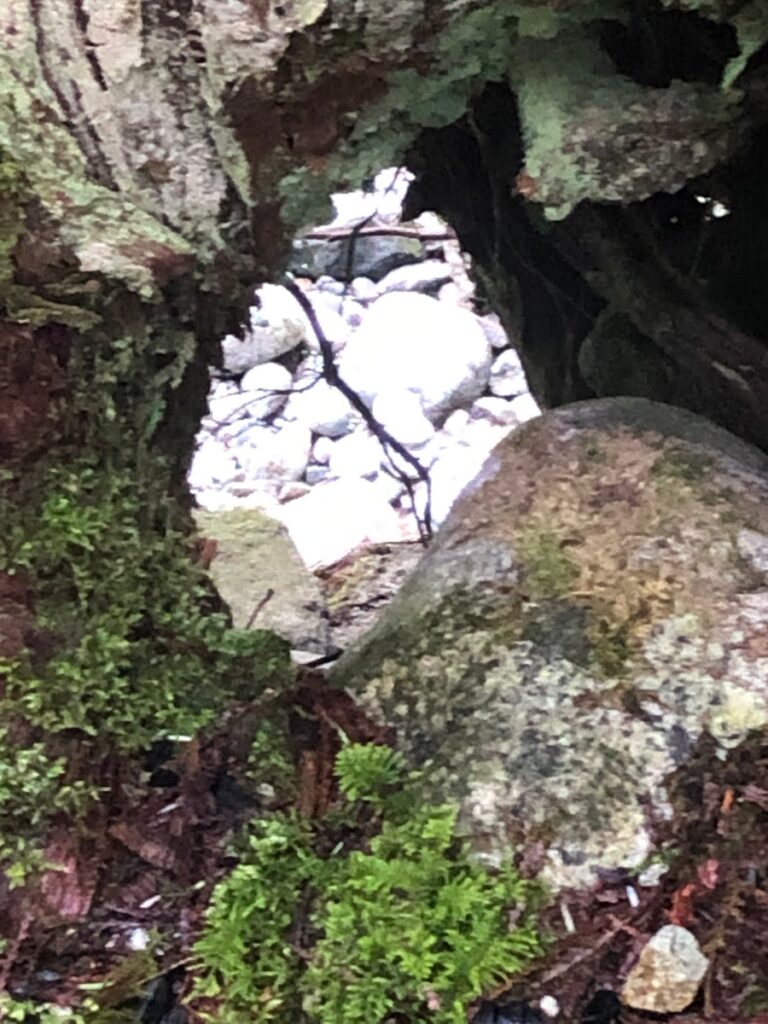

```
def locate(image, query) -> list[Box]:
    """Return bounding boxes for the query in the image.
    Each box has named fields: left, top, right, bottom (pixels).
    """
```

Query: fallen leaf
left=667, top=882, right=697, bottom=926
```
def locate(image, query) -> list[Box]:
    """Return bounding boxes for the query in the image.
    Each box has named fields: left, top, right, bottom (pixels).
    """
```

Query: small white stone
left=350, top=276, right=379, bottom=302
left=621, top=925, right=709, bottom=1014
left=328, top=430, right=382, bottom=479
left=238, top=424, right=312, bottom=482
left=312, top=436, right=335, bottom=465
left=489, top=348, right=527, bottom=398
left=238, top=362, right=293, bottom=420
left=442, top=409, right=470, bottom=436
left=539, top=995, right=560, bottom=1018
left=470, top=396, right=521, bottom=428
left=371, top=391, right=435, bottom=447
left=127, top=927, right=151, bottom=951
left=284, top=381, right=357, bottom=439
left=479, top=312, right=510, bottom=350
left=279, top=478, right=407, bottom=569
left=508, top=392, right=541, bottom=423
left=637, top=861, right=670, bottom=887
left=188, top=441, right=238, bottom=490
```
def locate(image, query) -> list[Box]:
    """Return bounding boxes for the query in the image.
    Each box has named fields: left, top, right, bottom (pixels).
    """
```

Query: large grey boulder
left=330, top=398, right=768, bottom=890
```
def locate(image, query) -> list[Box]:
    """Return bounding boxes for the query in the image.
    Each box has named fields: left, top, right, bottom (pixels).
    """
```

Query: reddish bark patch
left=0, top=572, right=37, bottom=659
left=120, top=241, right=195, bottom=286
left=0, top=320, right=68, bottom=461
left=280, top=65, right=388, bottom=159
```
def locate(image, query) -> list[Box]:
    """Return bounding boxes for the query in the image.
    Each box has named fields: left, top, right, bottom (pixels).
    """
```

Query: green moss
left=195, top=744, right=547, bottom=1024
left=0, top=455, right=290, bottom=879
left=589, top=614, right=634, bottom=677
left=279, top=3, right=522, bottom=232
left=517, top=529, right=579, bottom=599
left=0, top=993, right=100, bottom=1024
left=651, top=444, right=714, bottom=484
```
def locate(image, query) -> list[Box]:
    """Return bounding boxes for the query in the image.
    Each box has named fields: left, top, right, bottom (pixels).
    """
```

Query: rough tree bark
left=2, top=0, right=768, bottom=1002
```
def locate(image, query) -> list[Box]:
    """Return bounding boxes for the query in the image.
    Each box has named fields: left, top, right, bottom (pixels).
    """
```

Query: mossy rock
left=195, top=507, right=331, bottom=654
left=330, top=398, right=768, bottom=889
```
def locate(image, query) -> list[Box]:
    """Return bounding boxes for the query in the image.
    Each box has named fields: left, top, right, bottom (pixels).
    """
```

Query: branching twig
left=280, top=277, right=433, bottom=545
left=245, top=588, right=275, bottom=629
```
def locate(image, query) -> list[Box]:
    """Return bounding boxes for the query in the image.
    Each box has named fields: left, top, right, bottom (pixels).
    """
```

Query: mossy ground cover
left=0, top=454, right=290, bottom=881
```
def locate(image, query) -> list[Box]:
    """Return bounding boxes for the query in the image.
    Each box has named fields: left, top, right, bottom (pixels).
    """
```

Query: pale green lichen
left=511, top=28, right=738, bottom=219
left=517, top=529, right=580, bottom=599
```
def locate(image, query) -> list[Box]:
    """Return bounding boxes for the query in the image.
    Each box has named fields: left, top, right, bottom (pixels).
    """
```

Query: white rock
left=508, top=392, right=541, bottom=423
left=442, top=409, right=470, bottom=436
left=238, top=424, right=312, bottom=482
left=470, top=396, right=522, bottom=428
left=188, top=440, right=239, bottom=490
left=127, top=928, right=151, bottom=952
left=339, top=293, right=492, bottom=424
left=301, top=302, right=349, bottom=353
left=220, top=284, right=310, bottom=373
left=222, top=284, right=349, bottom=375
left=309, top=292, right=365, bottom=330
left=371, top=391, right=435, bottom=447
left=328, top=430, right=381, bottom=479
left=220, top=328, right=293, bottom=375
left=350, top=277, right=378, bottom=303
left=314, top=275, right=346, bottom=296
left=621, top=925, right=709, bottom=1013
left=381, top=434, right=440, bottom=482
left=413, top=211, right=448, bottom=233
left=539, top=996, right=560, bottom=1018
left=371, top=470, right=405, bottom=503
left=284, top=380, right=357, bottom=438
left=489, top=348, right=527, bottom=398
left=194, top=488, right=279, bottom=515
left=238, top=362, right=293, bottom=420
left=207, top=382, right=252, bottom=425
left=312, top=436, right=335, bottom=465
left=412, top=451, right=476, bottom=526
left=480, top=312, right=511, bottom=350
left=437, top=281, right=466, bottom=306
left=330, top=167, right=413, bottom=227
left=375, top=259, right=452, bottom=296
left=279, top=478, right=408, bottom=570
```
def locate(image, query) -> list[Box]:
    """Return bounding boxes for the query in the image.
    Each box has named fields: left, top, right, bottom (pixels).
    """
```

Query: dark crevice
left=599, top=4, right=738, bottom=88
left=404, top=54, right=768, bottom=451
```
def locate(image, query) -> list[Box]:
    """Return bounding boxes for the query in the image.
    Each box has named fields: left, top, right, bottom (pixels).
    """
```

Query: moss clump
left=0, top=457, right=290, bottom=878
left=589, top=614, right=634, bottom=677
left=517, top=529, right=579, bottom=600
left=195, top=744, right=546, bottom=1024
left=650, top=444, right=714, bottom=484
left=0, top=994, right=100, bottom=1023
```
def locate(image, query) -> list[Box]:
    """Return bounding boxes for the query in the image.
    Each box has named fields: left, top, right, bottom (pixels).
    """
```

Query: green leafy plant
left=195, top=744, right=547, bottom=1024
left=0, top=992, right=100, bottom=1023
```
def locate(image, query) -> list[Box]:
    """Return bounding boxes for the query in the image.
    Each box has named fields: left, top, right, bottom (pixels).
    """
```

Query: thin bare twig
left=245, top=589, right=275, bottom=629
left=280, top=277, right=433, bottom=545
